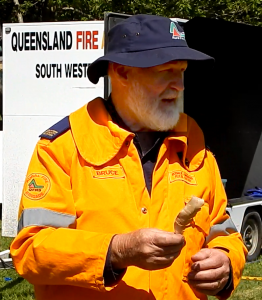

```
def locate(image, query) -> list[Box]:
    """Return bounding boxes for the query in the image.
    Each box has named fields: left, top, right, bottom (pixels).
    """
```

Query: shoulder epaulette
left=39, top=116, right=70, bottom=140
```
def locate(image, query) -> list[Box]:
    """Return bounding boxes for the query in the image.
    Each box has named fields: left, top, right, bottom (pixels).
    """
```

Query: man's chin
left=144, top=112, right=181, bottom=131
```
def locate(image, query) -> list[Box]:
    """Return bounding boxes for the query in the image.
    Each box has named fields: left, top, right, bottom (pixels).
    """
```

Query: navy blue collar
left=104, top=96, right=168, bottom=157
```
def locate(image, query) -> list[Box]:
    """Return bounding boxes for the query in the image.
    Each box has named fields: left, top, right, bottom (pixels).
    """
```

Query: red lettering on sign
left=85, top=31, right=91, bottom=49
left=92, top=31, right=98, bottom=49
left=76, top=31, right=99, bottom=50
left=76, top=31, right=82, bottom=50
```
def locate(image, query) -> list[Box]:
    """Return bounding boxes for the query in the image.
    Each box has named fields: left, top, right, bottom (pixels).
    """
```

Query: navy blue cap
left=87, top=14, right=214, bottom=84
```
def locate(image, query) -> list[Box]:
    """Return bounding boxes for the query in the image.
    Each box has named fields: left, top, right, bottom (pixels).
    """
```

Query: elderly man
left=10, top=14, right=247, bottom=300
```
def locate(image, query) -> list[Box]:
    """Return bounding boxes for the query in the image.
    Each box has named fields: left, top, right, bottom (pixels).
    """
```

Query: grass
left=208, top=258, right=262, bottom=300
left=0, top=220, right=34, bottom=300
left=1, top=220, right=262, bottom=300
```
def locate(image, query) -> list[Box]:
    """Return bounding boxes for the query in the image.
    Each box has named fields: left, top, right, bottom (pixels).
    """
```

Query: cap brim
left=87, top=46, right=214, bottom=84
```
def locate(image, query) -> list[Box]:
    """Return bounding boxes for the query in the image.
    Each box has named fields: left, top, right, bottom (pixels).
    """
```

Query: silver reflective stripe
left=18, top=208, right=76, bottom=233
left=205, top=217, right=238, bottom=244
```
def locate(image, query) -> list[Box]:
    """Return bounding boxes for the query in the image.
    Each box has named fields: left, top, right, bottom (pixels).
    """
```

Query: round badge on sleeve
left=24, top=173, right=51, bottom=200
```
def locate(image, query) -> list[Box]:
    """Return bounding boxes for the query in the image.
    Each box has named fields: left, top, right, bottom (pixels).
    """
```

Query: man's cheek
left=144, top=84, right=162, bottom=97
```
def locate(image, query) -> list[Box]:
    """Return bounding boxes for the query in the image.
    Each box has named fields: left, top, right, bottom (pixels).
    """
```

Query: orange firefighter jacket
left=10, top=98, right=247, bottom=300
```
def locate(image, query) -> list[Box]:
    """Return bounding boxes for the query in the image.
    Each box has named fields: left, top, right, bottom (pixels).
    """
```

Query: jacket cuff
left=208, top=238, right=247, bottom=299
left=103, top=238, right=127, bottom=287
left=95, top=233, right=118, bottom=291
left=216, top=258, right=233, bottom=298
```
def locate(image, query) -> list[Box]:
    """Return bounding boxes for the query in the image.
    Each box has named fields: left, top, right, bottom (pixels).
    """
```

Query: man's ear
left=112, top=63, right=130, bottom=86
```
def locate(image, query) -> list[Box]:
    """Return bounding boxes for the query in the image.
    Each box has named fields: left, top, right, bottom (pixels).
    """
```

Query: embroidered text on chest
left=169, top=170, right=197, bottom=185
left=91, top=167, right=125, bottom=179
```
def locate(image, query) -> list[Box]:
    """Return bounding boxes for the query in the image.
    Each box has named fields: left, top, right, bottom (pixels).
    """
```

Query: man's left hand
left=187, top=248, right=231, bottom=296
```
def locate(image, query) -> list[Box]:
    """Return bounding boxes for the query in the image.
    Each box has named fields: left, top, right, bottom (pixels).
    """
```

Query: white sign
left=2, top=21, right=104, bottom=236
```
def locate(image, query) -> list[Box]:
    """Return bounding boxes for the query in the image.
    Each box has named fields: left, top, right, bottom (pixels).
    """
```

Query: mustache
left=160, top=90, right=182, bottom=100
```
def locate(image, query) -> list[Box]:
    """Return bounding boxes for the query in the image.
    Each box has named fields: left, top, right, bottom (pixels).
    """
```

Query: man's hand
left=111, top=228, right=185, bottom=270
left=188, top=248, right=231, bottom=296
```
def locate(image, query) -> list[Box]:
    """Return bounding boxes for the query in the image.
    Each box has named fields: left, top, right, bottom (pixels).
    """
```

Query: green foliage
left=0, top=0, right=15, bottom=23
left=209, top=258, right=262, bottom=300
left=0, top=0, right=262, bottom=26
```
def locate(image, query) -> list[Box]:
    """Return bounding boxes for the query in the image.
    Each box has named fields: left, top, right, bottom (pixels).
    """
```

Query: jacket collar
left=169, top=113, right=206, bottom=171
left=70, top=98, right=134, bottom=166
left=69, top=98, right=205, bottom=170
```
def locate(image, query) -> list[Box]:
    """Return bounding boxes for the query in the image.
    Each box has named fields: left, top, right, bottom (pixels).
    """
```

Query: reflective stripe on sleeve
left=205, top=217, right=238, bottom=244
left=18, top=208, right=76, bottom=233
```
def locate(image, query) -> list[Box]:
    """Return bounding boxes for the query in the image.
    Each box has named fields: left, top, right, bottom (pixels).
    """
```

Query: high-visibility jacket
left=10, top=98, right=247, bottom=300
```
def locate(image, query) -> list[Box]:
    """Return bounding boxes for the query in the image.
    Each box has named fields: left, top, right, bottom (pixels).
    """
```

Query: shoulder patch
left=39, top=116, right=70, bottom=140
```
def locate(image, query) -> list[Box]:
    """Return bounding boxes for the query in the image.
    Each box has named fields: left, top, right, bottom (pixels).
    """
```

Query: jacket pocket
left=181, top=202, right=210, bottom=282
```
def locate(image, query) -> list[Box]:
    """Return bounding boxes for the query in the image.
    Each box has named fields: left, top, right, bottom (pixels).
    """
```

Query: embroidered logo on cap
left=169, top=170, right=197, bottom=185
left=24, top=173, right=51, bottom=200
left=170, top=22, right=185, bottom=40
left=92, top=167, right=125, bottom=179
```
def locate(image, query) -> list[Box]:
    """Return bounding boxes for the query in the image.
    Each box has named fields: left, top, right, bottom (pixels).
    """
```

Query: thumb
left=191, top=248, right=212, bottom=262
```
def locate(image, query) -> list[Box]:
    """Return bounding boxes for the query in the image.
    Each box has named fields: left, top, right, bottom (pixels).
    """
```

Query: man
left=10, top=14, right=247, bottom=300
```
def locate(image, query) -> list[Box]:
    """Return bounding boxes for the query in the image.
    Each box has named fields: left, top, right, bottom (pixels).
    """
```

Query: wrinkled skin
left=109, top=61, right=187, bottom=131
left=111, top=228, right=185, bottom=270
left=188, top=248, right=231, bottom=296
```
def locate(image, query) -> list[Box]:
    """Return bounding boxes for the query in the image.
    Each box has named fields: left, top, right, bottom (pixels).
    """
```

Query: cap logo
left=170, top=22, right=185, bottom=40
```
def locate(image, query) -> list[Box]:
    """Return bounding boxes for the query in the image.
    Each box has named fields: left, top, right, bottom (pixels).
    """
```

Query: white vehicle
left=1, top=13, right=262, bottom=264
left=227, top=197, right=262, bottom=261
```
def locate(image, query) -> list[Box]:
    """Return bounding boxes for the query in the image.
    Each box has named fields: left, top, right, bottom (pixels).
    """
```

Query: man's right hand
left=110, top=228, right=185, bottom=270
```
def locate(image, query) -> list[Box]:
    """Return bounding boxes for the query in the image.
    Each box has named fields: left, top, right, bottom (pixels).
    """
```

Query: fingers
left=111, top=228, right=186, bottom=271
left=164, top=243, right=186, bottom=255
left=191, top=256, right=223, bottom=271
left=152, top=234, right=185, bottom=260
left=188, top=268, right=228, bottom=282
left=153, top=231, right=185, bottom=247
left=133, top=229, right=186, bottom=270
left=188, top=248, right=231, bottom=296
left=143, top=252, right=182, bottom=270
left=191, top=248, right=212, bottom=262
left=156, top=252, right=182, bottom=263
left=143, top=231, right=185, bottom=257
left=188, top=268, right=229, bottom=296
left=188, top=277, right=229, bottom=296
left=191, top=248, right=229, bottom=271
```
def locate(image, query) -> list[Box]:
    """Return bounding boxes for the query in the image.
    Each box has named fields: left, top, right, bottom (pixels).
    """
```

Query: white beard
left=122, top=80, right=183, bottom=131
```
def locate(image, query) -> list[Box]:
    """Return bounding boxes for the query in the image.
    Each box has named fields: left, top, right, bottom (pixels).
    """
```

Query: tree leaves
left=1, top=0, right=262, bottom=26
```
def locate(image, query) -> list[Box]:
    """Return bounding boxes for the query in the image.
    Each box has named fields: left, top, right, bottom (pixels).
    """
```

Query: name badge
left=169, top=170, right=197, bottom=185
left=91, top=167, right=125, bottom=179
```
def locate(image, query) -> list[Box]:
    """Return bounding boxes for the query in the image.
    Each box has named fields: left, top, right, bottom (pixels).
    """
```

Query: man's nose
left=170, top=74, right=184, bottom=91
